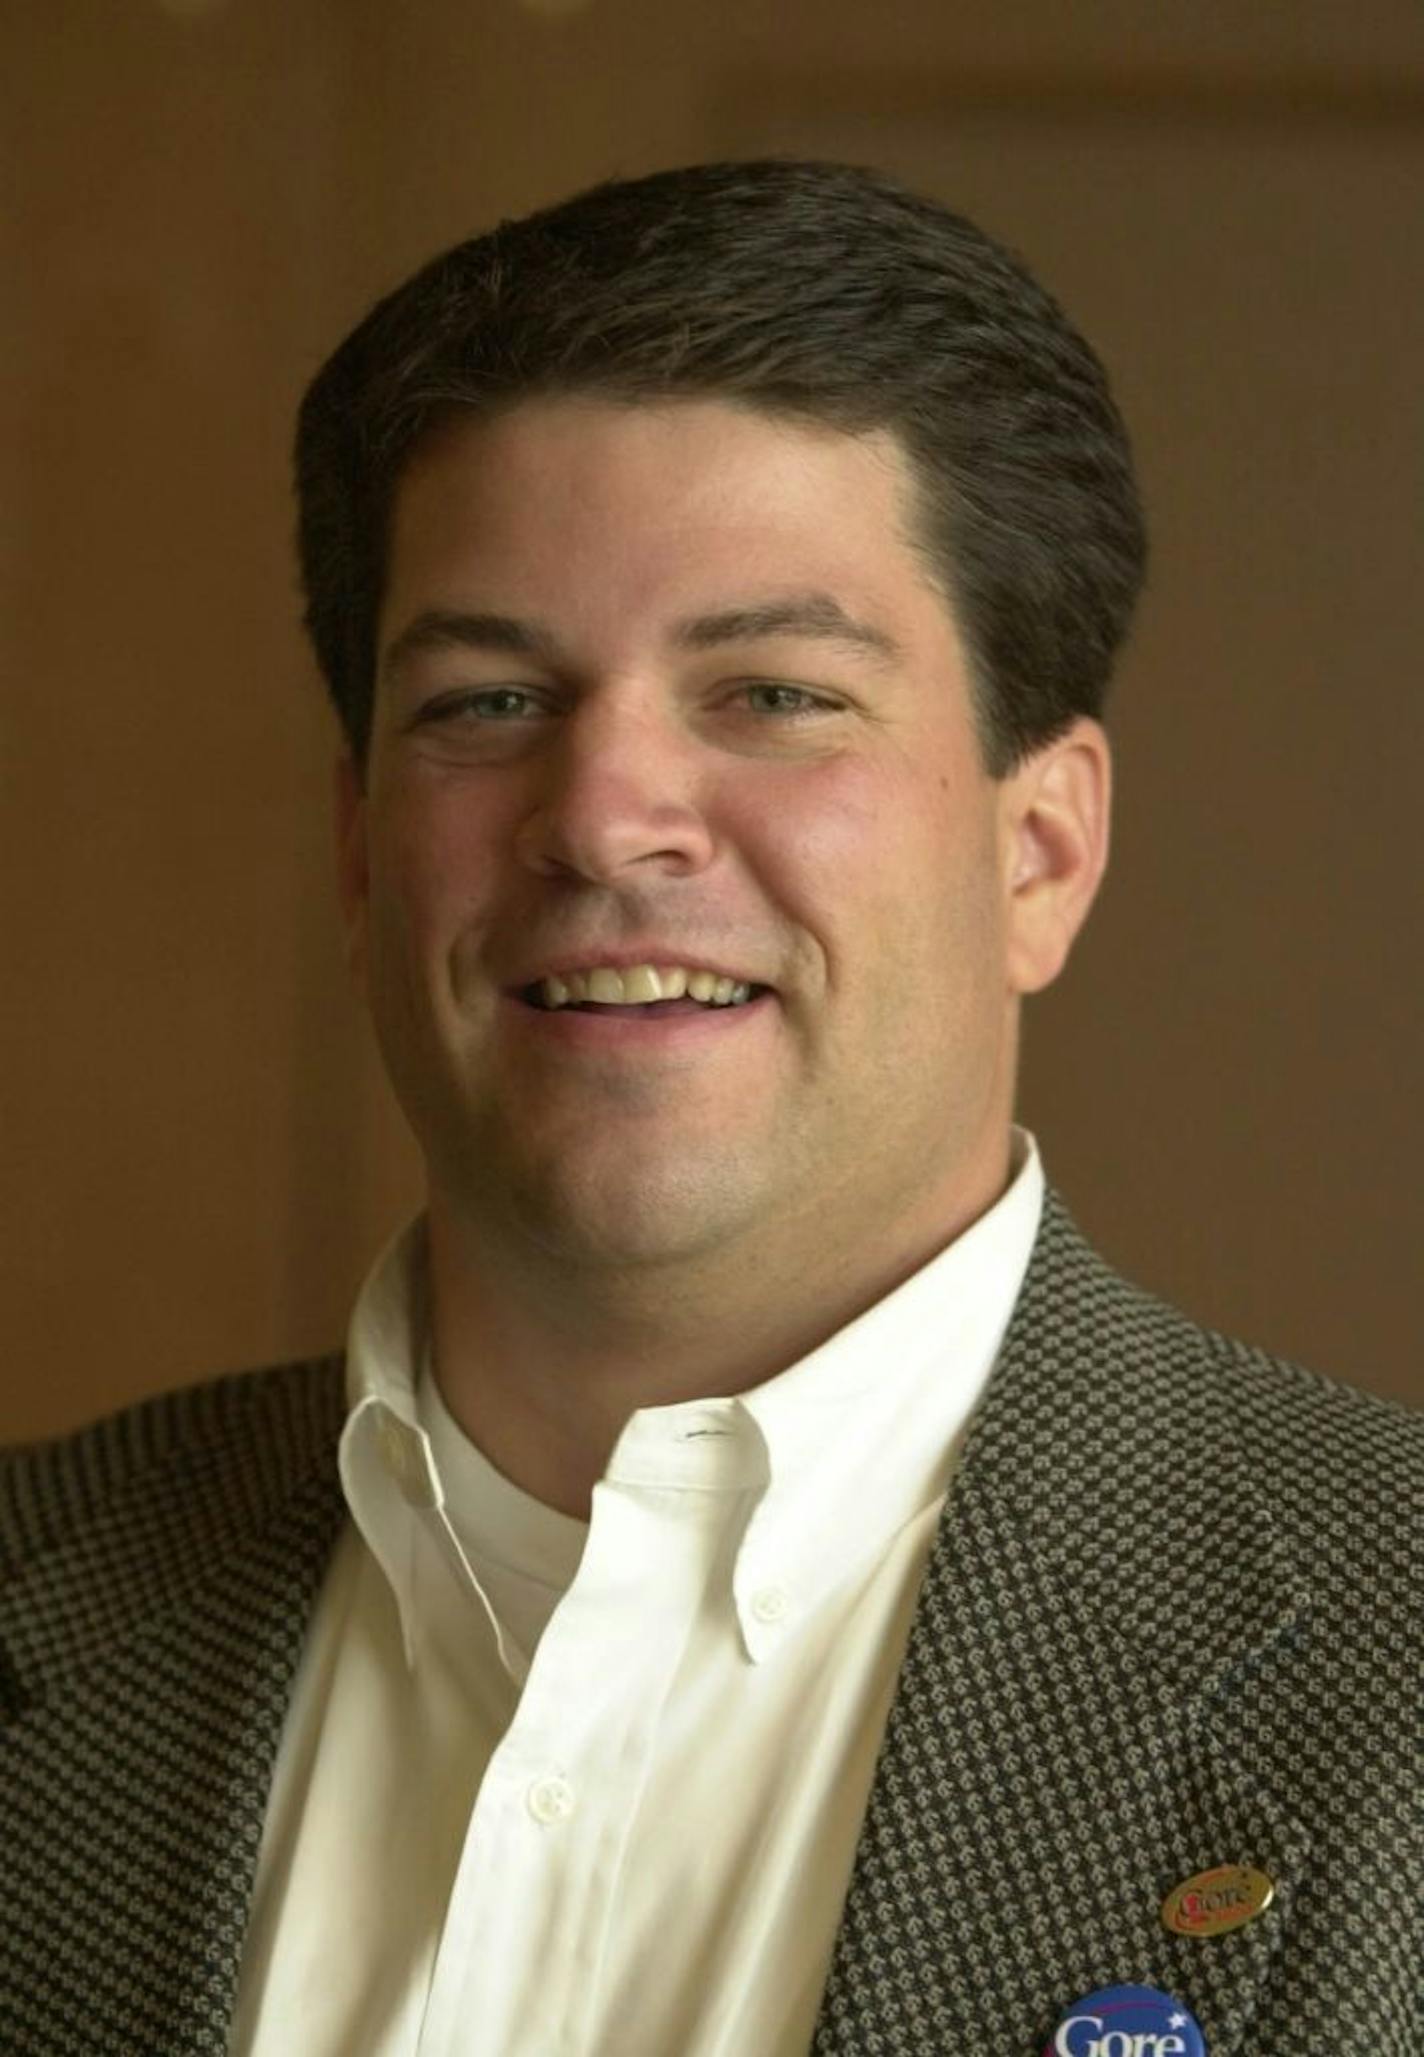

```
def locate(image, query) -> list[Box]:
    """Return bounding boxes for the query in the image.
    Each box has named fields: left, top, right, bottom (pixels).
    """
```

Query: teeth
left=534, top=966, right=757, bottom=1010
left=620, top=964, right=663, bottom=1003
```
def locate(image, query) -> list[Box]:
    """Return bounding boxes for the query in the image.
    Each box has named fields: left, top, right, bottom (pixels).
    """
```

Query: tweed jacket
left=1, top=1191, right=1420, bottom=2056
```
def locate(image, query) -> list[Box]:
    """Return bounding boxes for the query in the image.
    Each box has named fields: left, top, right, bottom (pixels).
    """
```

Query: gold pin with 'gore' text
left=1162, top=1862, right=1275, bottom=1937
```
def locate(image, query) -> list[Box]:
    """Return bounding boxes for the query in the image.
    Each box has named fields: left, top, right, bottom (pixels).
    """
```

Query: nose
left=513, top=687, right=715, bottom=885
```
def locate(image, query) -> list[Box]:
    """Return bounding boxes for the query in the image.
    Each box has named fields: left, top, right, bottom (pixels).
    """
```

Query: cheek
left=852, top=781, right=1007, bottom=1019
left=363, top=787, right=501, bottom=994
left=740, top=756, right=901, bottom=890
left=727, top=758, right=989, bottom=1048
left=752, top=753, right=995, bottom=930
left=724, top=761, right=890, bottom=994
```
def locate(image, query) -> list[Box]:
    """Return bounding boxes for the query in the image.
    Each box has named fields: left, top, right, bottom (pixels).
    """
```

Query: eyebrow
left=672, top=596, right=903, bottom=666
left=381, top=592, right=905, bottom=678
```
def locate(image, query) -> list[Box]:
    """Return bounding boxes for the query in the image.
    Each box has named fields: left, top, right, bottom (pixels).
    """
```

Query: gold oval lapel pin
left=1162, top=1862, right=1275, bottom=1937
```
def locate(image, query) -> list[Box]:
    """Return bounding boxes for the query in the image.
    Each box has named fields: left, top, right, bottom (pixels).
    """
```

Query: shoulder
left=0, top=1355, right=346, bottom=1574
left=1017, top=1190, right=1424, bottom=1610
left=1034, top=1185, right=1423, bottom=1480
left=1129, top=1293, right=1424, bottom=1850
left=1196, top=1322, right=1424, bottom=1577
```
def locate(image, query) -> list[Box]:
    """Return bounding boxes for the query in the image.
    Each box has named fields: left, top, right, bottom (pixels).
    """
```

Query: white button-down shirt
left=230, top=1136, right=1044, bottom=2056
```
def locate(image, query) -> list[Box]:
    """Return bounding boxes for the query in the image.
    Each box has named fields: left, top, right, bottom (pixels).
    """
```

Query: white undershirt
left=230, top=1135, right=1043, bottom=2057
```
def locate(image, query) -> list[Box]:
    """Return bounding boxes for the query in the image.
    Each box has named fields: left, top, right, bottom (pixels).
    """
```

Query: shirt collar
left=337, top=1219, right=438, bottom=1666
left=724, top=1128, right=1042, bottom=1655
left=338, top=1131, right=1043, bottom=1668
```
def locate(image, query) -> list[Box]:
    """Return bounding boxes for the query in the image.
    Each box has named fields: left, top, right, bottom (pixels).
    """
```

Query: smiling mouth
left=518, top=966, right=769, bottom=1013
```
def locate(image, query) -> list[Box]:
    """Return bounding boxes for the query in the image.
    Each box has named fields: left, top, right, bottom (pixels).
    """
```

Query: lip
left=504, top=986, right=776, bottom=1044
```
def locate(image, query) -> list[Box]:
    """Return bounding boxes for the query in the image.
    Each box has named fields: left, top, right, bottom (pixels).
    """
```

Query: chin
left=504, top=1148, right=763, bottom=1271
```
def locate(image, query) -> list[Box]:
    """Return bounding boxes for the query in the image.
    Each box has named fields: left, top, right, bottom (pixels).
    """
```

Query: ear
left=333, top=751, right=370, bottom=992
left=999, top=718, right=1112, bottom=996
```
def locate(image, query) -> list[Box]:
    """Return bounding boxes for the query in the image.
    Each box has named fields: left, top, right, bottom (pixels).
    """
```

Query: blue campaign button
left=1043, top=1984, right=1206, bottom=2056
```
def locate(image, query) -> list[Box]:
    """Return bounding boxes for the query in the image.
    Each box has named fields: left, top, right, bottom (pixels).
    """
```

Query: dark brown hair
left=295, top=158, right=1146, bottom=773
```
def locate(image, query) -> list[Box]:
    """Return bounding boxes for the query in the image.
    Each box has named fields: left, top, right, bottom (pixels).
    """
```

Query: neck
left=424, top=1139, right=1014, bottom=1519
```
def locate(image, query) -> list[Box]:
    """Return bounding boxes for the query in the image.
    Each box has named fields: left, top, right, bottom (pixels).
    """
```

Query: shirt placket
left=416, top=1467, right=726, bottom=2057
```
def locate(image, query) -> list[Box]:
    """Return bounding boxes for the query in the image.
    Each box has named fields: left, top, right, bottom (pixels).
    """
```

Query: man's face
left=340, top=397, right=1104, bottom=1280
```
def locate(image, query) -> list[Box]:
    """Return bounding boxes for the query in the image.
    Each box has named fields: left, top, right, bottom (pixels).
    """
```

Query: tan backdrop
left=4, top=0, right=1421, bottom=1442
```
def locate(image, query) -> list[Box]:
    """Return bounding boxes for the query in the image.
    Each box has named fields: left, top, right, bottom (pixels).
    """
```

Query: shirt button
left=750, top=1585, right=789, bottom=1625
left=526, top=1775, right=576, bottom=1826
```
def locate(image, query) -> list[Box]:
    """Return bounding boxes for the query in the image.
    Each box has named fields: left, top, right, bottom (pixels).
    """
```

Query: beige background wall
left=4, top=0, right=1421, bottom=1441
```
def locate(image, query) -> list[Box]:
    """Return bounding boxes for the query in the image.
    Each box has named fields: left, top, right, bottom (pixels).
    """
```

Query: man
left=2, top=161, right=1419, bottom=2057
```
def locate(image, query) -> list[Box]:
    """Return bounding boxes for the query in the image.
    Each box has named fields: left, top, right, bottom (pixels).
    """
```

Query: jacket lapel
left=0, top=1358, right=348, bottom=2054
left=813, top=1192, right=1311, bottom=2055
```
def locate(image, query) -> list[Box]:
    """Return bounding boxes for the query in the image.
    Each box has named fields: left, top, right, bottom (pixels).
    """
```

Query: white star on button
left=750, top=1585, right=789, bottom=1625
left=526, top=1774, right=576, bottom=1826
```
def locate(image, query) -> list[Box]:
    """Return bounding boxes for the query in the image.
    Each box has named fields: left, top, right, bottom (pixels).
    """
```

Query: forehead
left=395, top=391, right=914, bottom=514
left=381, top=395, right=954, bottom=648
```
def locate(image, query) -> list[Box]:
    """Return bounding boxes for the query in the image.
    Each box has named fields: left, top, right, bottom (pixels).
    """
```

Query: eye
left=413, top=686, right=548, bottom=725
left=738, top=682, right=840, bottom=717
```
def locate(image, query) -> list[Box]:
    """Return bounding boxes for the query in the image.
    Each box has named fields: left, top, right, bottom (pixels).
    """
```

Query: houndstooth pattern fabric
left=811, top=1196, right=1424, bottom=2054
left=0, top=1360, right=348, bottom=2054
left=2, top=1192, right=1420, bottom=2054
